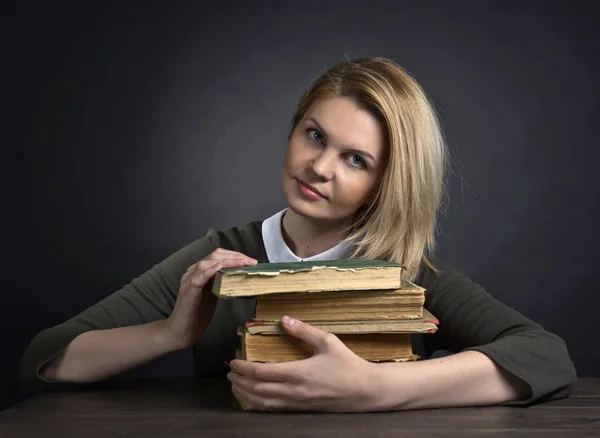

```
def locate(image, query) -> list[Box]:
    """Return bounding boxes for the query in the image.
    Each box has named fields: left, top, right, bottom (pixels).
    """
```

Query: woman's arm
left=39, top=320, right=178, bottom=383
left=38, top=249, right=256, bottom=384
left=416, top=259, right=577, bottom=406
left=20, top=236, right=219, bottom=392
left=368, top=350, right=530, bottom=410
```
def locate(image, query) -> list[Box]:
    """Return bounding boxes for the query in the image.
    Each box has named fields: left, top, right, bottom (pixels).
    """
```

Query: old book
left=245, top=308, right=438, bottom=335
left=211, top=259, right=403, bottom=298
left=237, top=330, right=418, bottom=362
left=254, top=280, right=425, bottom=321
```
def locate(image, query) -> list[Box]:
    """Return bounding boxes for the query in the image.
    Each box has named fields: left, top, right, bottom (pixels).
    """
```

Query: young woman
left=20, top=57, right=576, bottom=412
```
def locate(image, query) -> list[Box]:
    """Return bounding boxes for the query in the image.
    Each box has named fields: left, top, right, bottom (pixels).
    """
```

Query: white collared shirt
left=261, top=209, right=352, bottom=262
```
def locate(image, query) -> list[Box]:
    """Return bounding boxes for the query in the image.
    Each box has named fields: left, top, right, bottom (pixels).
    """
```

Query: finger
left=208, top=248, right=258, bottom=264
left=230, top=359, right=299, bottom=382
left=231, top=383, right=288, bottom=412
left=183, top=251, right=257, bottom=282
left=197, top=255, right=256, bottom=272
left=281, top=316, right=337, bottom=354
left=197, top=257, right=257, bottom=279
left=181, top=264, right=199, bottom=284
left=198, top=256, right=255, bottom=271
left=191, top=256, right=255, bottom=279
left=180, top=259, right=214, bottom=285
left=188, top=260, right=223, bottom=289
left=181, top=258, right=214, bottom=284
left=188, top=257, right=256, bottom=289
left=228, top=371, right=295, bottom=400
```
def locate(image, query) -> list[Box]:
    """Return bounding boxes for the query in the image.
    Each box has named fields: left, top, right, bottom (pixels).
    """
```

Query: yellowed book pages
left=255, top=291, right=424, bottom=321
left=239, top=331, right=415, bottom=362
left=246, top=309, right=438, bottom=335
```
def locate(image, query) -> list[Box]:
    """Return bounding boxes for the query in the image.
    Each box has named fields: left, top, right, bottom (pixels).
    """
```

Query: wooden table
left=1, top=378, right=598, bottom=437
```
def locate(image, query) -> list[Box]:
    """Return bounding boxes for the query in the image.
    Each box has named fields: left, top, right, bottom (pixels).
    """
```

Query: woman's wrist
left=362, top=361, right=414, bottom=411
left=152, top=319, right=188, bottom=353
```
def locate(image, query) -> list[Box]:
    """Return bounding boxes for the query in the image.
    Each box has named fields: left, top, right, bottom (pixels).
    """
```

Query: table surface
left=1, top=378, right=598, bottom=437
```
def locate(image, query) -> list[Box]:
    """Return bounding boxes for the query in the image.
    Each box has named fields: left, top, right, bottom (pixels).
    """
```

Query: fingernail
left=282, top=315, right=296, bottom=326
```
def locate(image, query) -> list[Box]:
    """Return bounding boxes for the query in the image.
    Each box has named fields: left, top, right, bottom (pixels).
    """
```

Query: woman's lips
left=296, top=179, right=326, bottom=200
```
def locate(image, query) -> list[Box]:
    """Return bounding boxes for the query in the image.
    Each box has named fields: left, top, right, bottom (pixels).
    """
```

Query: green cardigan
left=20, top=221, right=577, bottom=405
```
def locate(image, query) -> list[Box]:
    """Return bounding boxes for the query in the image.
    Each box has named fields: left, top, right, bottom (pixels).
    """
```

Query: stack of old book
left=211, top=259, right=438, bottom=364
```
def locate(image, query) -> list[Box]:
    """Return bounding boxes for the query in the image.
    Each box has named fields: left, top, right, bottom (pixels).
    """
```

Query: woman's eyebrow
left=306, top=116, right=376, bottom=164
left=306, top=117, right=329, bottom=139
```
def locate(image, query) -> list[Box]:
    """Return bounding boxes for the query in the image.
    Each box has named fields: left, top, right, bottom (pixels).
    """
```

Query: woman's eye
left=349, top=154, right=366, bottom=168
left=307, top=128, right=324, bottom=142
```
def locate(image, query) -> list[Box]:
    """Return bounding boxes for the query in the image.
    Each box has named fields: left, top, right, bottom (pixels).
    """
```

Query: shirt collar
left=261, top=209, right=352, bottom=263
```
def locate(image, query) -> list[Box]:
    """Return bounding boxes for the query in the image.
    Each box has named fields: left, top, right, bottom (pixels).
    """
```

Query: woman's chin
left=286, top=198, right=331, bottom=220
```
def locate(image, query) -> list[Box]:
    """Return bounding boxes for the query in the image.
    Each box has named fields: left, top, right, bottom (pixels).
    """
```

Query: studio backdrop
left=4, top=0, right=599, bottom=411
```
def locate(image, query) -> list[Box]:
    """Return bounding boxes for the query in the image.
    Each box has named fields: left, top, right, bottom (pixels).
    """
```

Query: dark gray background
left=4, top=0, right=599, bottom=411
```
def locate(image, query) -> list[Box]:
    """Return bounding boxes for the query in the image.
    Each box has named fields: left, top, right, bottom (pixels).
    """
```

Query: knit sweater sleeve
left=418, top=259, right=577, bottom=406
left=19, top=231, right=221, bottom=394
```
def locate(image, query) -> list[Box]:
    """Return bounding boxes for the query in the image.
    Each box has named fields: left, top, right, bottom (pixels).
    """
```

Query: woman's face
left=281, top=96, right=387, bottom=224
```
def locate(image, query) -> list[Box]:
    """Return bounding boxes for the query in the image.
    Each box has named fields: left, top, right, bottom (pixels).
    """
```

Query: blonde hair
left=288, top=57, right=448, bottom=281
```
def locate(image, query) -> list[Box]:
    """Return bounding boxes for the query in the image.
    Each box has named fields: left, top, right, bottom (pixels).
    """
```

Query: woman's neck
left=281, top=208, right=351, bottom=259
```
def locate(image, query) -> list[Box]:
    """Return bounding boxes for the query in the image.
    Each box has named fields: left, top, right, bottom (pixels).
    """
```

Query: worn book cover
left=211, top=259, right=403, bottom=298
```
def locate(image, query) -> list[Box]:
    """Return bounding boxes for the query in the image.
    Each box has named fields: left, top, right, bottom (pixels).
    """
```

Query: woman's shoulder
left=156, top=220, right=266, bottom=275
left=415, top=257, right=482, bottom=294
left=206, top=220, right=262, bottom=241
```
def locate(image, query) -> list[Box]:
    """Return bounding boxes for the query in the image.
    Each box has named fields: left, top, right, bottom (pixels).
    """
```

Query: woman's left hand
left=228, top=316, right=378, bottom=412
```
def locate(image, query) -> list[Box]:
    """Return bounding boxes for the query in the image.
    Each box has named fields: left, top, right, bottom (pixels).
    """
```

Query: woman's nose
left=309, top=150, right=336, bottom=180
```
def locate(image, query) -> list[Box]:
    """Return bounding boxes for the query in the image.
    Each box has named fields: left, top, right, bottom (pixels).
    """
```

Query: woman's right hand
left=163, top=248, right=258, bottom=350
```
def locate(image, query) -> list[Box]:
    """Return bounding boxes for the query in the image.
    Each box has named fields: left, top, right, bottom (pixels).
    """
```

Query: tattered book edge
left=225, top=265, right=398, bottom=277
